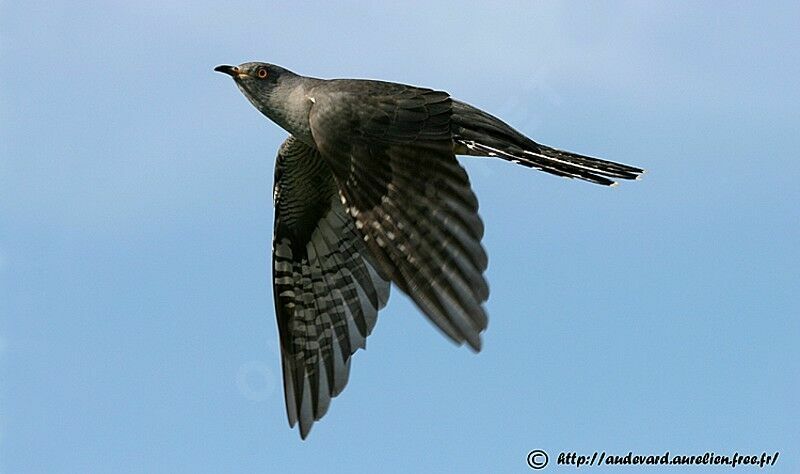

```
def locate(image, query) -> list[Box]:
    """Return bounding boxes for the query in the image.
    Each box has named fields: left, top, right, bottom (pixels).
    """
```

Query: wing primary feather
left=272, top=136, right=390, bottom=439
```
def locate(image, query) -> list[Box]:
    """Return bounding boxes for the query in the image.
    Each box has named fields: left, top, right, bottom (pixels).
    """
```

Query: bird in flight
left=214, top=62, right=643, bottom=438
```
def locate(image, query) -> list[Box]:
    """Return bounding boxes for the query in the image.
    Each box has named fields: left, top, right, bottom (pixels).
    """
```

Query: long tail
left=451, top=100, right=644, bottom=186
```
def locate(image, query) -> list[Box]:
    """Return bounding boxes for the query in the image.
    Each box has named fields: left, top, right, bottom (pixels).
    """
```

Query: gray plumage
left=214, top=62, right=643, bottom=439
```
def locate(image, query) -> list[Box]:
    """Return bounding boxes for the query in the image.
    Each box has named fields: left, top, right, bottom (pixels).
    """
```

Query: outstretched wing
left=272, top=136, right=390, bottom=439
left=308, top=80, right=490, bottom=351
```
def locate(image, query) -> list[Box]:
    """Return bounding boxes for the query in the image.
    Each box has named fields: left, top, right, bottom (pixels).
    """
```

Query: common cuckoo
left=214, top=62, right=643, bottom=438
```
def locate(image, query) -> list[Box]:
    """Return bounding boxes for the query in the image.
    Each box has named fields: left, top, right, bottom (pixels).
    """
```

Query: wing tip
left=299, top=421, right=312, bottom=440
left=467, top=334, right=483, bottom=353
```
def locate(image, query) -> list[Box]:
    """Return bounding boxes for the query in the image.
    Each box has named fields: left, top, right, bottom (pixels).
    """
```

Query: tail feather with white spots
left=451, top=100, right=644, bottom=186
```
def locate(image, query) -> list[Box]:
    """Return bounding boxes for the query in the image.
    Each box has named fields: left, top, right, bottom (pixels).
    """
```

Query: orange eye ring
left=257, top=68, right=268, bottom=79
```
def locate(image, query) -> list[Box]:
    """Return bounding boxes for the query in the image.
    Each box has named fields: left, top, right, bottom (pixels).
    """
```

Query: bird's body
left=215, top=62, right=643, bottom=438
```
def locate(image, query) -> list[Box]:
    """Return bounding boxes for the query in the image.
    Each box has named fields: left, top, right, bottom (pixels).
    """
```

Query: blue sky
left=2, top=1, right=798, bottom=472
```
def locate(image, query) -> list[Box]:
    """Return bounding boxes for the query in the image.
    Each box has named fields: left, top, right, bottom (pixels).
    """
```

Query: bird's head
left=214, top=62, right=295, bottom=111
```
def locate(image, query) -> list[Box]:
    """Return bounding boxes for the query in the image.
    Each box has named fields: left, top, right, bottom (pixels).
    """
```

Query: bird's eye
left=257, top=68, right=268, bottom=79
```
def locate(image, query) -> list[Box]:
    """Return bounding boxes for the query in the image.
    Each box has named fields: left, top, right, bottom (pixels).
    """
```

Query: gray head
left=214, top=62, right=298, bottom=110
left=215, top=62, right=317, bottom=139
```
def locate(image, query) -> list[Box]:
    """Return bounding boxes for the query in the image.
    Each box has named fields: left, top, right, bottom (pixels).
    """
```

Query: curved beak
left=214, top=65, right=240, bottom=77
